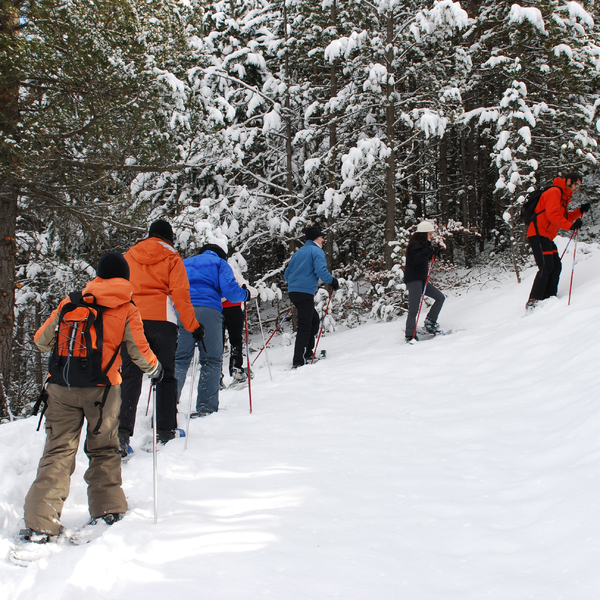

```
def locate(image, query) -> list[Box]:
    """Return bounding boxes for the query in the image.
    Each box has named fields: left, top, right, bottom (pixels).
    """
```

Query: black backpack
left=519, top=186, right=558, bottom=226
left=47, top=291, right=120, bottom=434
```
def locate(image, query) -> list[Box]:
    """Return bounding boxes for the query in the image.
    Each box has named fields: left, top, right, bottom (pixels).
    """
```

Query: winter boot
left=231, top=367, right=247, bottom=383
left=118, top=428, right=132, bottom=459
left=424, top=319, right=441, bottom=335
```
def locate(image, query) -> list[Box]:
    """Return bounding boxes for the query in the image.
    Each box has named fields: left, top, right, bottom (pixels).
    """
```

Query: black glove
left=192, top=324, right=205, bottom=344
left=579, top=203, right=591, bottom=214
left=432, top=246, right=442, bottom=258
left=571, top=218, right=583, bottom=231
left=150, top=361, right=164, bottom=384
left=330, top=277, right=340, bottom=291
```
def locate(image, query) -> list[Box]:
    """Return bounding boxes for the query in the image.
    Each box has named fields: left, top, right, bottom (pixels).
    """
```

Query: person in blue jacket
left=284, top=227, right=339, bottom=368
left=175, top=243, right=257, bottom=416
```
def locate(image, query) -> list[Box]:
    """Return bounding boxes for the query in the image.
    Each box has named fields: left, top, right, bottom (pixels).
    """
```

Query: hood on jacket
left=127, top=236, right=177, bottom=266
left=84, top=277, right=134, bottom=309
left=553, top=177, right=573, bottom=203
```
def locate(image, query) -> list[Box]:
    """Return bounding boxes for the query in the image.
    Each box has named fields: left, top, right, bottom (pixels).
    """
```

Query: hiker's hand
left=432, top=246, right=442, bottom=258
left=192, top=324, right=205, bottom=344
left=246, top=285, right=258, bottom=299
left=330, top=277, right=340, bottom=291
left=579, top=203, right=591, bottom=214
left=571, top=218, right=583, bottom=230
left=149, top=361, right=163, bottom=384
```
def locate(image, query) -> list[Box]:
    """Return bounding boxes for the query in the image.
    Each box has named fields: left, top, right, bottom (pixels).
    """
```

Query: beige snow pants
left=24, top=383, right=127, bottom=535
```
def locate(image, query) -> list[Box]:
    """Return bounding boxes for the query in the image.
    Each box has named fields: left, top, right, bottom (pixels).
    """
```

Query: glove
left=432, top=246, right=442, bottom=258
left=243, top=284, right=258, bottom=299
left=330, top=277, right=340, bottom=291
left=192, top=324, right=205, bottom=344
left=579, top=203, right=591, bottom=214
left=149, top=361, right=163, bottom=384
left=571, top=218, right=583, bottom=231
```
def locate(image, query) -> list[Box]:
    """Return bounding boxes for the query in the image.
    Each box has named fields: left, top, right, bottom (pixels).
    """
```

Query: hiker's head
left=305, top=226, right=325, bottom=247
left=417, top=221, right=435, bottom=240
left=97, top=252, right=130, bottom=280
left=564, top=172, right=582, bottom=192
left=149, top=219, right=174, bottom=244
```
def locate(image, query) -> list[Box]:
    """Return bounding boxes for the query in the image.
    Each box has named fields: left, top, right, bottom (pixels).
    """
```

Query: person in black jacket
left=404, top=221, right=444, bottom=342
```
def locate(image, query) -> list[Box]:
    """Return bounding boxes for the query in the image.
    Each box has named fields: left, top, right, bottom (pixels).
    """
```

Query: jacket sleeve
left=169, top=255, right=200, bottom=333
left=545, top=188, right=574, bottom=231
left=312, top=247, right=334, bottom=285
left=219, top=262, right=250, bottom=303
left=408, top=243, right=434, bottom=267
left=122, top=306, right=159, bottom=374
left=33, top=300, right=66, bottom=352
left=567, top=206, right=583, bottom=221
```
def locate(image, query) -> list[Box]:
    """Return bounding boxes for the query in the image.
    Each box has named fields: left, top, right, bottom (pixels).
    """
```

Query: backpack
left=519, top=186, right=558, bottom=227
left=47, top=291, right=120, bottom=434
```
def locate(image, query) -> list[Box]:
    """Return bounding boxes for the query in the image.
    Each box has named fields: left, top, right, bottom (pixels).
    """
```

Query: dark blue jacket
left=184, top=250, right=249, bottom=311
left=285, top=240, right=333, bottom=294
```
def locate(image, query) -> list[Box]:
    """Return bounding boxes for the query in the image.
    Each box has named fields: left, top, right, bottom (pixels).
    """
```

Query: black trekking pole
left=560, top=230, right=576, bottom=260
left=255, top=298, right=273, bottom=381
left=412, top=255, right=436, bottom=341
left=252, top=306, right=293, bottom=365
left=312, top=289, right=333, bottom=364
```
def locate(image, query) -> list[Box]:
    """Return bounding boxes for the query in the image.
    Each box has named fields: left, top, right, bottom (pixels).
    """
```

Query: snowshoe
left=69, top=513, right=123, bottom=546
left=141, top=428, right=186, bottom=452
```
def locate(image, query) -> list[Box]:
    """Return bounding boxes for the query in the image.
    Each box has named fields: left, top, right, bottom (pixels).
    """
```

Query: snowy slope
left=2, top=234, right=600, bottom=600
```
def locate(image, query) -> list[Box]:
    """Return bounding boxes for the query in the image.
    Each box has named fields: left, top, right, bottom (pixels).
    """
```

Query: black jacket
left=404, top=241, right=434, bottom=283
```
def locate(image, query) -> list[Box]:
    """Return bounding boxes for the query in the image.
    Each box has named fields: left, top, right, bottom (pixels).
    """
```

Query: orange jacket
left=527, top=178, right=582, bottom=240
left=125, top=237, right=200, bottom=332
left=34, top=277, right=158, bottom=386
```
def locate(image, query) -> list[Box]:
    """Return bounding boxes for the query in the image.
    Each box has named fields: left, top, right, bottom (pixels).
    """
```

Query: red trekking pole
left=244, top=302, right=253, bottom=414
left=252, top=306, right=293, bottom=365
left=568, top=229, right=579, bottom=306
left=312, top=289, right=333, bottom=363
left=412, top=255, right=436, bottom=340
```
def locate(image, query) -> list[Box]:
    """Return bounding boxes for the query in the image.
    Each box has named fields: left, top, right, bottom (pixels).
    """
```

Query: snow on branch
left=508, top=5, right=547, bottom=35
left=411, top=0, right=471, bottom=42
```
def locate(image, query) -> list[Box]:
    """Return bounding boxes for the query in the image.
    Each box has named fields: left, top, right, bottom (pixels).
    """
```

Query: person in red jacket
left=119, top=220, right=204, bottom=452
left=22, top=253, right=161, bottom=542
left=527, top=172, right=590, bottom=309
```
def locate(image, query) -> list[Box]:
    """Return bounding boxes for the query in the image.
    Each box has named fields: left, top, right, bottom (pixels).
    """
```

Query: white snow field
left=2, top=234, right=600, bottom=600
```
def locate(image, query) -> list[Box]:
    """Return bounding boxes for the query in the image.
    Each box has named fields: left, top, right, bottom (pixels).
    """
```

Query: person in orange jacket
left=119, top=220, right=204, bottom=452
left=527, top=172, right=590, bottom=309
left=22, top=253, right=161, bottom=542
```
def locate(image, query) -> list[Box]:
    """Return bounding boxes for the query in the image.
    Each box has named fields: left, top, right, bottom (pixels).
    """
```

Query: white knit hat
left=416, top=221, right=435, bottom=233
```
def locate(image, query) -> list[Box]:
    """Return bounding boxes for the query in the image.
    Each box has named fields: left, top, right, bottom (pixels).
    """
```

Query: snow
left=508, top=5, right=547, bottom=35
left=3, top=235, right=600, bottom=598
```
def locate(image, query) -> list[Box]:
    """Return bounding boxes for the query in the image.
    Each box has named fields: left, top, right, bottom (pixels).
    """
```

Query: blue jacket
left=285, top=240, right=333, bottom=294
left=184, top=251, right=249, bottom=311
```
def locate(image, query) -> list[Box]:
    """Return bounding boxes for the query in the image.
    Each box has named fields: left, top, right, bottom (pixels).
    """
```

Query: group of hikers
left=17, top=170, right=588, bottom=544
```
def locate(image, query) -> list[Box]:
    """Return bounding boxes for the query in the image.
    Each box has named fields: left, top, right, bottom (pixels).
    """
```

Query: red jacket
left=125, top=237, right=200, bottom=332
left=527, top=177, right=582, bottom=240
left=35, top=277, right=158, bottom=386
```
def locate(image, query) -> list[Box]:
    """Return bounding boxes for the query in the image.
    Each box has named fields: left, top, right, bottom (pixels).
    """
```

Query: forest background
left=1, top=0, right=600, bottom=419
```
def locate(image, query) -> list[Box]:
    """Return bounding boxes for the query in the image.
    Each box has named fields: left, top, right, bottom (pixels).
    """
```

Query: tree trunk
left=0, top=3, right=21, bottom=419
left=383, top=14, right=395, bottom=269
left=324, top=1, right=338, bottom=270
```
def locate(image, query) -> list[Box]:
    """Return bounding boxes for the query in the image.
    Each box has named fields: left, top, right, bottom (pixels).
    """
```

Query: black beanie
left=97, top=252, right=130, bottom=280
left=199, top=243, right=227, bottom=260
left=304, top=226, right=324, bottom=241
left=149, top=219, right=174, bottom=244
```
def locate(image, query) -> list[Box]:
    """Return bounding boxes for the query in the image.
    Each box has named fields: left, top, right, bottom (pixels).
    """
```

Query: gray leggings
left=405, top=280, right=445, bottom=337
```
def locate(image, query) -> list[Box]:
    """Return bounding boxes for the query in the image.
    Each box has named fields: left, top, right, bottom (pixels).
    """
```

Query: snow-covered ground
left=2, top=234, right=600, bottom=599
